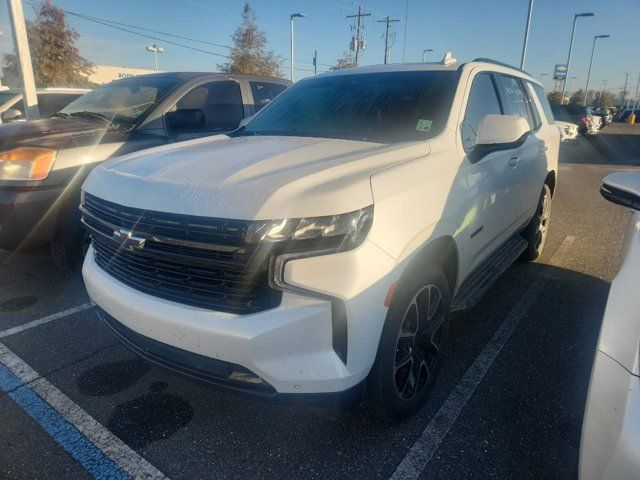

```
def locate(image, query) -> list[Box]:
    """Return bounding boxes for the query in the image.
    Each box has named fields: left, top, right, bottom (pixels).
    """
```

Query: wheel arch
left=545, top=170, right=557, bottom=197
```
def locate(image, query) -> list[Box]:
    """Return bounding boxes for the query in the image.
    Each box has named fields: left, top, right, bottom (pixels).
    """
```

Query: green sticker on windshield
left=416, top=119, right=432, bottom=132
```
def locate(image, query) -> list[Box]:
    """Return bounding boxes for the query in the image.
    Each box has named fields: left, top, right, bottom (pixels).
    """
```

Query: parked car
left=0, top=87, right=89, bottom=123
left=550, top=104, right=599, bottom=135
left=618, top=108, right=639, bottom=123
left=556, top=120, right=579, bottom=141
left=80, top=57, right=559, bottom=420
left=593, top=107, right=612, bottom=127
left=0, top=72, right=290, bottom=267
left=580, top=171, right=640, bottom=480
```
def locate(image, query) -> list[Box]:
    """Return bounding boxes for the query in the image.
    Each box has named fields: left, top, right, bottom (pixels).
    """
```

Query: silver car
left=580, top=171, right=640, bottom=480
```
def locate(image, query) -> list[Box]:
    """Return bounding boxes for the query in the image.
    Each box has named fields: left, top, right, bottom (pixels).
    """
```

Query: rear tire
left=520, top=184, right=552, bottom=262
left=366, top=264, right=451, bottom=422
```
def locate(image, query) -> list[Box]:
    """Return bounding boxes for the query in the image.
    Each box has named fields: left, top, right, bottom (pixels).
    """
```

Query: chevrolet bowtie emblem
left=113, top=228, right=146, bottom=251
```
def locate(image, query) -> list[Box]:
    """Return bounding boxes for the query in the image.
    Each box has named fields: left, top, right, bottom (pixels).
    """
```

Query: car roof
left=120, top=71, right=291, bottom=84
left=310, top=58, right=539, bottom=85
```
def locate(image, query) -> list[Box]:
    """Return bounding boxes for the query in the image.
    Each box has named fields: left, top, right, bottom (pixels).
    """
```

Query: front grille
left=82, top=193, right=281, bottom=314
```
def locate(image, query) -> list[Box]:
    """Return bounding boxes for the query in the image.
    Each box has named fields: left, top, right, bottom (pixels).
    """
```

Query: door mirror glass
left=601, top=172, right=640, bottom=211
left=2, top=108, right=23, bottom=122
left=166, top=108, right=205, bottom=133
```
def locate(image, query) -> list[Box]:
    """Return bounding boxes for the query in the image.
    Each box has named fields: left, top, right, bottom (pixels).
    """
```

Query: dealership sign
left=554, top=64, right=568, bottom=80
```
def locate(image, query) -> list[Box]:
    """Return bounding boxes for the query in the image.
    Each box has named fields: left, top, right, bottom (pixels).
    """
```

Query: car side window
left=36, top=94, right=81, bottom=118
left=530, top=83, right=555, bottom=124
left=170, top=80, right=244, bottom=132
left=249, top=82, right=287, bottom=112
left=495, top=75, right=531, bottom=128
left=520, top=81, right=541, bottom=130
left=461, top=73, right=502, bottom=151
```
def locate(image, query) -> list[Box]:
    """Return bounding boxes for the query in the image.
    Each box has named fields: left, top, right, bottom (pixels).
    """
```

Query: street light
left=583, top=34, right=610, bottom=106
left=560, top=12, right=594, bottom=104
left=421, top=48, right=434, bottom=62
left=290, top=13, right=306, bottom=82
left=566, top=75, right=578, bottom=104
left=539, top=73, right=548, bottom=90
left=520, top=0, right=535, bottom=69
left=146, top=44, right=164, bottom=72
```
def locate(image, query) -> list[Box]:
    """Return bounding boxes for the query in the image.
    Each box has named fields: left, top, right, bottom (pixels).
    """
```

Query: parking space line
left=390, top=236, right=576, bottom=480
left=0, top=342, right=168, bottom=480
left=0, top=303, right=93, bottom=339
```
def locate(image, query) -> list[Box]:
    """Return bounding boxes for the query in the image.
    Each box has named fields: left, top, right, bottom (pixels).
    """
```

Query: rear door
left=494, top=74, right=541, bottom=227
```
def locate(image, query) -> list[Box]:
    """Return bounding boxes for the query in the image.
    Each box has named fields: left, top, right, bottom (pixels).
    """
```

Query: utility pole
left=312, top=50, right=317, bottom=75
left=566, top=76, right=577, bottom=104
left=378, top=16, right=400, bottom=65
left=620, top=73, right=629, bottom=109
left=289, top=13, right=305, bottom=82
left=402, top=0, right=409, bottom=63
left=520, top=0, right=534, bottom=69
left=347, top=6, right=371, bottom=67
left=598, top=80, right=607, bottom=106
left=6, top=0, right=39, bottom=119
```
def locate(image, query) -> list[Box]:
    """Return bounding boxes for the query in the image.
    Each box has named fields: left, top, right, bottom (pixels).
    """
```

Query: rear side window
left=250, top=82, right=287, bottom=112
left=495, top=75, right=531, bottom=128
left=530, top=83, right=554, bottom=124
left=173, top=80, right=244, bottom=131
left=461, top=73, right=502, bottom=150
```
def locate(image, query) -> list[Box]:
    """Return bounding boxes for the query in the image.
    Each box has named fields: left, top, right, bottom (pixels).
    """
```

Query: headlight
left=245, top=205, right=373, bottom=254
left=0, top=147, right=57, bottom=181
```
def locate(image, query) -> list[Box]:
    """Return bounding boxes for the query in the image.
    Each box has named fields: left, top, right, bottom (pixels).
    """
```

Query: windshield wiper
left=68, top=111, right=111, bottom=124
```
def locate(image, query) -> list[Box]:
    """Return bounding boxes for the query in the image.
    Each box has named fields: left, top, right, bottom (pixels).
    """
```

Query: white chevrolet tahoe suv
left=80, top=57, right=559, bottom=420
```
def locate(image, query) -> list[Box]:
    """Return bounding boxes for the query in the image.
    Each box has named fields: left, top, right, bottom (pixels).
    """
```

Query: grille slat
left=83, top=193, right=281, bottom=313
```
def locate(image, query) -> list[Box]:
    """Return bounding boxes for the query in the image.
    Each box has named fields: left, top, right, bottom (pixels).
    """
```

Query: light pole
left=583, top=34, right=610, bottom=106
left=421, top=48, right=434, bottom=62
left=290, top=13, right=306, bottom=82
left=520, top=0, right=534, bottom=69
left=146, top=44, right=164, bottom=72
left=561, top=12, right=594, bottom=104
left=566, top=76, right=577, bottom=104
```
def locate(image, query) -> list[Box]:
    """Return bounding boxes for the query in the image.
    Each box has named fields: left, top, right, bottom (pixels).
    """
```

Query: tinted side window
left=521, top=82, right=541, bottom=130
left=37, top=93, right=82, bottom=117
left=461, top=73, right=502, bottom=150
left=496, top=75, right=531, bottom=128
left=531, top=83, right=554, bottom=124
left=173, top=80, right=244, bottom=131
left=250, top=82, right=287, bottom=112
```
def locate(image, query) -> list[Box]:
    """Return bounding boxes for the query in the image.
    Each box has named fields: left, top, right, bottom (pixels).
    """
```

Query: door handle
left=508, top=156, right=521, bottom=168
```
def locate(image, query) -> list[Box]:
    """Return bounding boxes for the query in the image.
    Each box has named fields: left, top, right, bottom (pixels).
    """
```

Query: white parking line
left=0, top=341, right=168, bottom=480
left=0, top=303, right=93, bottom=339
left=390, top=235, right=576, bottom=480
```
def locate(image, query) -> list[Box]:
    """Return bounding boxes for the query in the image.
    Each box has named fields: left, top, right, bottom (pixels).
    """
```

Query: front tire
left=366, top=265, right=451, bottom=421
left=520, top=184, right=552, bottom=262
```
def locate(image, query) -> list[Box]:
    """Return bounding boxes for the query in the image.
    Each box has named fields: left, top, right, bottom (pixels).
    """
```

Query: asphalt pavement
left=1, top=123, right=639, bottom=480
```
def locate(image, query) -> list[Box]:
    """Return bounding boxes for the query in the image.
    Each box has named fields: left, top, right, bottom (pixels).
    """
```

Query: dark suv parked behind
left=0, top=72, right=290, bottom=266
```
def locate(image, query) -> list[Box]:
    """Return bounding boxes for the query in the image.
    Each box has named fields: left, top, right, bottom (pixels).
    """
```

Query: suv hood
left=84, top=135, right=429, bottom=219
left=0, top=116, right=114, bottom=151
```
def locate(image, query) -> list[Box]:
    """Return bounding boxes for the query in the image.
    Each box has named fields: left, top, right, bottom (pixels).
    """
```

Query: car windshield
left=60, top=76, right=181, bottom=125
left=0, top=92, right=17, bottom=105
left=239, top=70, right=458, bottom=143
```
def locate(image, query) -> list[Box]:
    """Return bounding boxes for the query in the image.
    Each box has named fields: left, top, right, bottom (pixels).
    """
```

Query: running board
left=451, top=234, right=527, bottom=312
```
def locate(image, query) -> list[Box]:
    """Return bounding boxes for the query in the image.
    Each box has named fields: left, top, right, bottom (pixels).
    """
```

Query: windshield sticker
left=416, top=119, right=432, bottom=132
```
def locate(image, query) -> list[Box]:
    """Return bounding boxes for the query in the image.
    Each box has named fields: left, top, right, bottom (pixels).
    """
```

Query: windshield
left=0, top=92, right=18, bottom=105
left=60, top=76, right=181, bottom=124
left=241, top=71, right=458, bottom=143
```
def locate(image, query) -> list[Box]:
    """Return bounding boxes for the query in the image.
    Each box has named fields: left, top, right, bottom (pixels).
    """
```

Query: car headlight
left=245, top=205, right=374, bottom=254
left=0, top=147, right=57, bottom=181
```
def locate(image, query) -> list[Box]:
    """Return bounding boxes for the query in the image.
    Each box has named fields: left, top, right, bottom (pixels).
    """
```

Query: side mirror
left=165, top=108, right=205, bottom=133
left=2, top=108, right=23, bottom=123
left=601, top=172, right=640, bottom=211
left=470, top=114, right=530, bottom=162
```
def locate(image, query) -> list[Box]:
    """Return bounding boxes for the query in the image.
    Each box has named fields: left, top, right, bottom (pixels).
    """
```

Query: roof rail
left=472, top=58, right=533, bottom=77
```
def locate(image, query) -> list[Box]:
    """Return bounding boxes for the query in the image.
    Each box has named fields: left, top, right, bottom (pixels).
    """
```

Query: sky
left=0, top=0, right=639, bottom=95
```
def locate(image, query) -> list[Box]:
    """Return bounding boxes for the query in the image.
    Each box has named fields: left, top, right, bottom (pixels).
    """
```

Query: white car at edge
left=580, top=172, right=640, bottom=479
left=80, top=56, right=560, bottom=420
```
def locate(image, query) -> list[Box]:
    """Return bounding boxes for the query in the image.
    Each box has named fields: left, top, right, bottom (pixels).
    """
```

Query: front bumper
left=0, top=186, right=63, bottom=250
left=83, top=240, right=396, bottom=396
left=580, top=351, right=640, bottom=480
